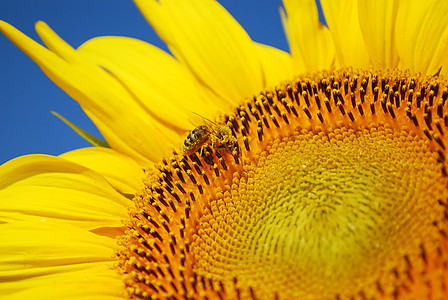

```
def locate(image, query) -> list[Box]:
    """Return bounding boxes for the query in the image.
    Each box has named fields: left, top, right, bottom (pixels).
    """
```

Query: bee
left=182, top=114, right=238, bottom=156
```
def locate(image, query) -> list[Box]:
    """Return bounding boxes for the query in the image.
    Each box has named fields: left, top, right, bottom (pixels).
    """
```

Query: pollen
left=117, top=69, right=448, bottom=299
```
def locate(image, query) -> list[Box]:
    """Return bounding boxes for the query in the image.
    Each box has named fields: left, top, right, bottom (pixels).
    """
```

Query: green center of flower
left=191, top=125, right=447, bottom=299
left=118, top=69, right=448, bottom=299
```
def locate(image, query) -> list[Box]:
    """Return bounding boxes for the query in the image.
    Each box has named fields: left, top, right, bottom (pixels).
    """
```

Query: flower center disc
left=118, top=69, right=448, bottom=299
left=192, top=125, right=446, bottom=298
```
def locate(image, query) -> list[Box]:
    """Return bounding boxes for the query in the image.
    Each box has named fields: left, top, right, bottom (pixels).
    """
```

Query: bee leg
left=199, top=145, right=210, bottom=158
left=199, top=145, right=205, bottom=157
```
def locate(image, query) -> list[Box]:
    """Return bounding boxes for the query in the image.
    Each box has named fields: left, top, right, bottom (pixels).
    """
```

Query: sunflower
left=2, top=0, right=448, bottom=299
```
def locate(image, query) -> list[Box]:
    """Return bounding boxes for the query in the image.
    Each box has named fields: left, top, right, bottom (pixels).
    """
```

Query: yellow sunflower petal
left=255, top=43, right=294, bottom=88
left=36, top=20, right=191, bottom=163
left=395, top=0, right=448, bottom=75
left=60, top=147, right=145, bottom=195
left=432, top=28, right=448, bottom=77
left=358, top=0, right=399, bottom=69
left=320, top=0, right=369, bottom=68
left=77, top=36, right=227, bottom=129
left=0, top=155, right=130, bottom=229
left=0, top=20, right=178, bottom=165
left=279, top=5, right=290, bottom=46
left=135, top=0, right=265, bottom=103
left=0, top=221, right=122, bottom=299
left=3, top=282, right=123, bottom=300
left=283, top=0, right=335, bottom=73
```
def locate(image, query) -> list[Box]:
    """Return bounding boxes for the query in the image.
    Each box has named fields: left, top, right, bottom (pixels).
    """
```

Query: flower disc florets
left=118, top=69, right=448, bottom=300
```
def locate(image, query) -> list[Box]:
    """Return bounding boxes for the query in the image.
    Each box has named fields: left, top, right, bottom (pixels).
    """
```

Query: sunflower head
left=117, top=68, right=448, bottom=299
left=2, top=1, right=448, bottom=299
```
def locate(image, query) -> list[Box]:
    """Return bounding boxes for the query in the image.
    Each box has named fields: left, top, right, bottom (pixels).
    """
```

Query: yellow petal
left=60, top=147, right=145, bottom=195
left=77, top=36, right=227, bottom=128
left=135, top=0, right=265, bottom=103
left=0, top=222, right=116, bottom=275
left=36, top=20, right=189, bottom=164
left=4, top=282, right=123, bottom=300
left=255, top=43, right=294, bottom=89
left=279, top=5, right=290, bottom=46
left=395, top=0, right=448, bottom=75
left=432, top=28, right=448, bottom=77
left=0, top=222, right=122, bottom=299
left=283, top=0, right=336, bottom=73
left=320, top=0, right=369, bottom=68
left=0, top=20, right=175, bottom=165
left=0, top=155, right=130, bottom=229
left=358, top=0, right=399, bottom=69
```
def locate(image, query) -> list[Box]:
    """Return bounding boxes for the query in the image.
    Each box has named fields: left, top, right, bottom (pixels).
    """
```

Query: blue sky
left=0, top=0, right=303, bottom=165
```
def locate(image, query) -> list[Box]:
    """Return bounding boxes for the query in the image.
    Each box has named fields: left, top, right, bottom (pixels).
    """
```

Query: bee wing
left=188, top=112, right=219, bottom=133
left=187, top=112, right=204, bottom=127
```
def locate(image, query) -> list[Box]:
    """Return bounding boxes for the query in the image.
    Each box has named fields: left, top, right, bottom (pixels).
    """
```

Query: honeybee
left=182, top=115, right=238, bottom=156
